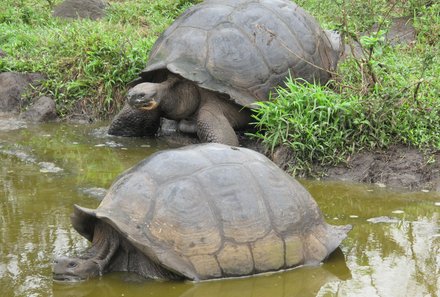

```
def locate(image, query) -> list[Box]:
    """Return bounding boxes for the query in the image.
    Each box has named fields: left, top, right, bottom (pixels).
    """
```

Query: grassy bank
left=252, top=0, right=439, bottom=174
left=0, top=0, right=200, bottom=116
left=1, top=0, right=439, bottom=174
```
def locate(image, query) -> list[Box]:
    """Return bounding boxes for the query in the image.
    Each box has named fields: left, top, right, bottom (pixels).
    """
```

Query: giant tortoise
left=108, top=0, right=341, bottom=146
left=53, top=143, right=351, bottom=281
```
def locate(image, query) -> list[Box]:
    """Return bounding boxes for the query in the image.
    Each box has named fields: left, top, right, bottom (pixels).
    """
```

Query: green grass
left=0, top=0, right=199, bottom=117
left=1, top=0, right=439, bottom=175
left=251, top=0, right=439, bottom=174
left=251, top=78, right=361, bottom=174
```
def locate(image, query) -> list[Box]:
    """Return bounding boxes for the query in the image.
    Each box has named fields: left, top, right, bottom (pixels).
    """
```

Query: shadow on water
left=1, top=122, right=439, bottom=297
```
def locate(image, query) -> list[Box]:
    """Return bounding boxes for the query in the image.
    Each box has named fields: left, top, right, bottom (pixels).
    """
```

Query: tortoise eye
left=68, top=261, right=78, bottom=268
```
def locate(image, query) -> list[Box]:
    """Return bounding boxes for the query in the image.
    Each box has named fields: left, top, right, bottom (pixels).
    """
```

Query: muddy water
left=0, top=121, right=439, bottom=297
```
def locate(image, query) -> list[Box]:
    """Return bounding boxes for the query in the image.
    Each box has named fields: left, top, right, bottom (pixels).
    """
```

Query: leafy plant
left=0, top=0, right=194, bottom=118
left=250, top=78, right=362, bottom=175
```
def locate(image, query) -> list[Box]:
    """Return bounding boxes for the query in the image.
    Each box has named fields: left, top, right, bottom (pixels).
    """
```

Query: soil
left=322, top=145, right=440, bottom=192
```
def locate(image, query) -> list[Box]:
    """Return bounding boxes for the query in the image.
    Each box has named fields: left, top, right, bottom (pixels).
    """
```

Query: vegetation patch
left=251, top=0, right=439, bottom=174
left=0, top=0, right=199, bottom=117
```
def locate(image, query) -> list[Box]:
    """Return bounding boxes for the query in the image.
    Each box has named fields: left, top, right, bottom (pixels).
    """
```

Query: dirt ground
left=249, top=144, right=440, bottom=193
left=317, top=145, right=440, bottom=192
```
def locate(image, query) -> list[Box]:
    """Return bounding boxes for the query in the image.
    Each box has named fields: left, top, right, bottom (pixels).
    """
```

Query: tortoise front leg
left=108, top=102, right=160, bottom=137
left=196, top=101, right=239, bottom=146
left=177, top=119, right=198, bottom=134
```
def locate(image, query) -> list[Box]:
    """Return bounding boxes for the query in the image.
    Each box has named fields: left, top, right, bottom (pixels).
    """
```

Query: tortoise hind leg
left=196, top=101, right=239, bottom=146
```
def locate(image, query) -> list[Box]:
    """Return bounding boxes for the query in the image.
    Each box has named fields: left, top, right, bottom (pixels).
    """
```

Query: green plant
left=0, top=0, right=196, bottom=117
left=250, top=0, right=439, bottom=174
left=250, top=77, right=361, bottom=175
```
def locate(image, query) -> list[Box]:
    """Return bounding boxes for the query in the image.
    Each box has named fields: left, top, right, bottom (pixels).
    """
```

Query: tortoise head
left=323, top=30, right=343, bottom=70
left=127, top=82, right=162, bottom=111
left=53, top=256, right=102, bottom=282
left=53, top=211, right=120, bottom=282
left=127, top=74, right=180, bottom=111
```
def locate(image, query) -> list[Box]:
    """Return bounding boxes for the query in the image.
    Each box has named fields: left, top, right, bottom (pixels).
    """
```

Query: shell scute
left=246, top=160, right=323, bottom=235
left=250, top=230, right=285, bottom=272
left=141, top=149, right=212, bottom=184
left=149, top=178, right=222, bottom=257
left=206, top=25, right=271, bottom=91
left=217, top=242, right=254, bottom=276
left=230, top=4, right=303, bottom=75
left=196, top=164, right=272, bottom=243
left=176, top=4, right=234, bottom=30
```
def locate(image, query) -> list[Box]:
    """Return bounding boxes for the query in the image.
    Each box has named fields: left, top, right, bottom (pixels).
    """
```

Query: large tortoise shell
left=136, top=0, right=338, bottom=107
left=73, top=144, right=350, bottom=280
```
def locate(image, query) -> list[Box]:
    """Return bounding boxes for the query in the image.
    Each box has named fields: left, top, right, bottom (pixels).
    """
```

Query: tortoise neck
left=160, top=78, right=201, bottom=120
left=82, top=221, right=120, bottom=274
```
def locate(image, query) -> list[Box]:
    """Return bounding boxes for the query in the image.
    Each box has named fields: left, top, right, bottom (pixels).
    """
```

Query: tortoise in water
left=108, top=0, right=341, bottom=146
left=53, top=143, right=351, bottom=281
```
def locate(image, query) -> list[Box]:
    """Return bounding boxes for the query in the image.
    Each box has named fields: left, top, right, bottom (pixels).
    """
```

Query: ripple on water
left=0, top=147, right=64, bottom=173
left=367, top=216, right=400, bottom=224
left=0, top=118, right=27, bottom=131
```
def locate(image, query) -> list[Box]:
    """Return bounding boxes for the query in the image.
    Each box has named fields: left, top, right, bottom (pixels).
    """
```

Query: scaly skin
left=53, top=220, right=180, bottom=281
left=108, top=74, right=251, bottom=145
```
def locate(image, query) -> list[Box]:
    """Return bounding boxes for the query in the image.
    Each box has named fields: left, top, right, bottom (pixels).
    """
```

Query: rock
left=426, top=177, right=440, bottom=193
left=371, top=16, right=416, bottom=46
left=0, top=72, right=45, bottom=113
left=53, top=0, right=107, bottom=20
left=367, top=216, right=399, bottom=224
left=65, top=113, right=93, bottom=124
left=0, top=114, right=27, bottom=131
left=271, top=145, right=296, bottom=171
left=78, top=187, right=107, bottom=201
left=38, top=161, right=64, bottom=173
left=341, top=16, right=416, bottom=60
left=20, top=96, right=58, bottom=122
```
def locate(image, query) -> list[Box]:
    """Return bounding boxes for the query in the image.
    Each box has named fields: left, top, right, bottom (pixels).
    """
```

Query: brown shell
left=74, top=144, right=350, bottom=280
left=136, top=0, right=338, bottom=107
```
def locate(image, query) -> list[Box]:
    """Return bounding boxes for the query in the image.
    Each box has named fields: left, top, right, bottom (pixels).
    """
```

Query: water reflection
left=1, top=122, right=439, bottom=297
left=52, top=249, right=350, bottom=297
left=305, top=181, right=440, bottom=297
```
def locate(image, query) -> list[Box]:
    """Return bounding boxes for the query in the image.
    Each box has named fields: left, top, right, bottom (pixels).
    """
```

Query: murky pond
left=1, top=121, right=439, bottom=297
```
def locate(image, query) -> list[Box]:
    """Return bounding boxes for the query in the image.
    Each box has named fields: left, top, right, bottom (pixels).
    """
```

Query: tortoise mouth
left=139, top=100, right=159, bottom=111
left=52, top=273, right=85, bottom=282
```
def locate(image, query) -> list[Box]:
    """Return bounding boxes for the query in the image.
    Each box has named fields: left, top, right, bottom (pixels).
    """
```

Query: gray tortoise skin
left=53, top=144, right=351, bottom=281
left=108, top=0, right=341, bottom=145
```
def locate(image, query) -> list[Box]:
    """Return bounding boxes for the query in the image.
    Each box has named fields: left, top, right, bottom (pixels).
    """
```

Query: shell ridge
left=229, top=4, right=272, bottom=74
left=245, top=162, right=281, bottom=237
left=194, top=149, right=225, bottom=244
left=247, top=242, right=257, bottom=274
left=189, top=151, right=229, bottom=278
left=148, top=173, right=221, bottom=279
left=258, top=2, right=308, bottom=57
left=246, top=162, right=290, bottom=268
